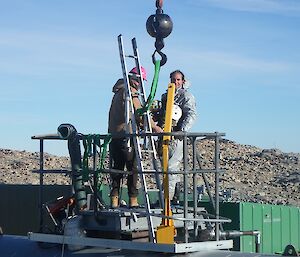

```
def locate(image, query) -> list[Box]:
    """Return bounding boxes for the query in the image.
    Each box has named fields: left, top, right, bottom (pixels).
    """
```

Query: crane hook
left=146, top=0, right=173, bottom=66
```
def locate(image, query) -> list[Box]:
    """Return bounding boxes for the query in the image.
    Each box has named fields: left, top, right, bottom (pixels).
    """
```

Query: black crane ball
left=146, top=13, right=173, bottom=39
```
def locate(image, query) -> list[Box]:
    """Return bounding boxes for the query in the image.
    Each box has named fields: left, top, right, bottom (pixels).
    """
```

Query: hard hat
left=129, top=66, right=147, bottom=81
left=172, top=105, right=182, bottom=122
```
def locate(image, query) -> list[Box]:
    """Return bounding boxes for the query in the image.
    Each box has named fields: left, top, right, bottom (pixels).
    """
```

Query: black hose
left=58, top=124, right=87, bottom=211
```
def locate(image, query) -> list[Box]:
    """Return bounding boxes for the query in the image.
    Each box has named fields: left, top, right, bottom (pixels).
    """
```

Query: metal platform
left=0, top=235, right=282, bottom=257
left=81, top=207, right=209, bottom=232
left=28, top=232, right=233, bottom=254
left=30, top=131, right=238, bottom=254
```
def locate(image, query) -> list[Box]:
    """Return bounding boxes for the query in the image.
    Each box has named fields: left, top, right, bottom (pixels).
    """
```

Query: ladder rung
left=125, top=54, right=137, bottom=59
left=141, top=169, right=158, bottom=173
left=141, top=149, right=155, bottom=153
left=147, top=188, right=160, bottom=192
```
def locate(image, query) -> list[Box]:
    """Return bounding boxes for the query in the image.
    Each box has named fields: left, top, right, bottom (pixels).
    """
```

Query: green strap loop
left=137, top=59, right=161, bottom=115
left=96, top=134, right=112, bottom=192
left=82, top=134, right=112, bottom=192
left=98, top=134, right=112, bottom=171
left=82, top=134, right=93, bottom=182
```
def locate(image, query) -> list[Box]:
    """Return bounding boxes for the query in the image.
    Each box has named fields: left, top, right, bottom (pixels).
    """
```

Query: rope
left=82, top=134, right=112, bottom=193
left=82, top=135, right=93, bottom=182
left=136, top=59, right=161, bottom=116
left=96, top=134, right=112, bottom=192
left=97, top=134, right=112, bottom=170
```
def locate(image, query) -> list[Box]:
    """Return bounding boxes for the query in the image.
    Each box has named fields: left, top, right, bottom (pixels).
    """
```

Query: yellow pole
left=156, top=83, right=176, bottom=244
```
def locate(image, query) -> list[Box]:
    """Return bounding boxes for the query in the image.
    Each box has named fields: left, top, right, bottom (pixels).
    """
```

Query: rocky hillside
left=198, top=139, right=300, bottom=207
left=0, top=139, right=299, bottom=207
left=0, top=149, right=71, bottom=185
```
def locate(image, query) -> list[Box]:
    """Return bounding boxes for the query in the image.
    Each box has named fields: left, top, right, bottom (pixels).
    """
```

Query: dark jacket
left=108, top=79, right=144, bottom=134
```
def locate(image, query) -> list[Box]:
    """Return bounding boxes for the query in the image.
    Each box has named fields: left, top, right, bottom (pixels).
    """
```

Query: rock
left=0, top=138, right=299, bottom=207
left=0, top=148, right=70, bottom=185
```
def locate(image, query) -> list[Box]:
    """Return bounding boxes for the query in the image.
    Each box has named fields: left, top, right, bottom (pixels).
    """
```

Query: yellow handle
left=162, top=83, right=175, bottom=225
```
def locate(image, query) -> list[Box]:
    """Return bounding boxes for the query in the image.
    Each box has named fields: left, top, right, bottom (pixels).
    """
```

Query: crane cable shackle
left=156, top=0, right=163, bottom=9
left=146, top=0, right=173, bottom=66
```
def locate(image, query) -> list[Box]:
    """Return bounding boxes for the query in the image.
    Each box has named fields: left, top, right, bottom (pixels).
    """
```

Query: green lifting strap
left=136, top=59, right=161, bottom=115
left=82, top=134, right=93, bottom=182
left=96, top=134, right=112, bottom=192
left=97, top=134, right=112, bottom=171
left=82, top=134, right=112, bottom=191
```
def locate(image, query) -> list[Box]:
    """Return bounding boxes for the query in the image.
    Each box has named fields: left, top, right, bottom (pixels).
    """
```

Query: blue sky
left=1, top=0, right=299, bottom=156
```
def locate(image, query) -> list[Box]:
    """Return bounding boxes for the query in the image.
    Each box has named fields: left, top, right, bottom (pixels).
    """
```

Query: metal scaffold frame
left=27, top=33, right=234, bottom=255
left=30, top=130, right=234, bottom=254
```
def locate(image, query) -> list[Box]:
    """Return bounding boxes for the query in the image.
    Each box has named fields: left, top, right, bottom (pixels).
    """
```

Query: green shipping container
left=204, top=202, right=300, bottom=254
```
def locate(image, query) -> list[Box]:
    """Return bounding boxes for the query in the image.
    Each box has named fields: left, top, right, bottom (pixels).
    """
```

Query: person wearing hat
left=108, top=67, right=163, bottom=208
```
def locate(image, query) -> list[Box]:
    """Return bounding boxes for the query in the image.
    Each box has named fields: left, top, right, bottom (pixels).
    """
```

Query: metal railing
left=32, top=131, right=228, bottom=243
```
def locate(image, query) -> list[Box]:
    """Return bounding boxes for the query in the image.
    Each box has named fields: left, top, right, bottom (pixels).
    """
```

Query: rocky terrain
left=0, top=138, right=299, bottom=207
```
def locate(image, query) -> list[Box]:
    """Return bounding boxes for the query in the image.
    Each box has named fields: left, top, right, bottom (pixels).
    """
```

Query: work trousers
left=109, top=138, right=138, bottom=198
left=168, top=139, right=183, bottom=199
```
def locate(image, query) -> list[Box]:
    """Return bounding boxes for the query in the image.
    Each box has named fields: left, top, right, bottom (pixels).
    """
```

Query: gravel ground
left=0, top=138, right=299, bottom=207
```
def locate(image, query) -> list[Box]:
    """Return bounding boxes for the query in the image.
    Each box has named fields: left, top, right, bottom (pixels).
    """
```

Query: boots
left=110, top=195, right=119, bottom=208
left=129, top=197, right=139, bottom=208
left=112, top=195, right=138, bottom=208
